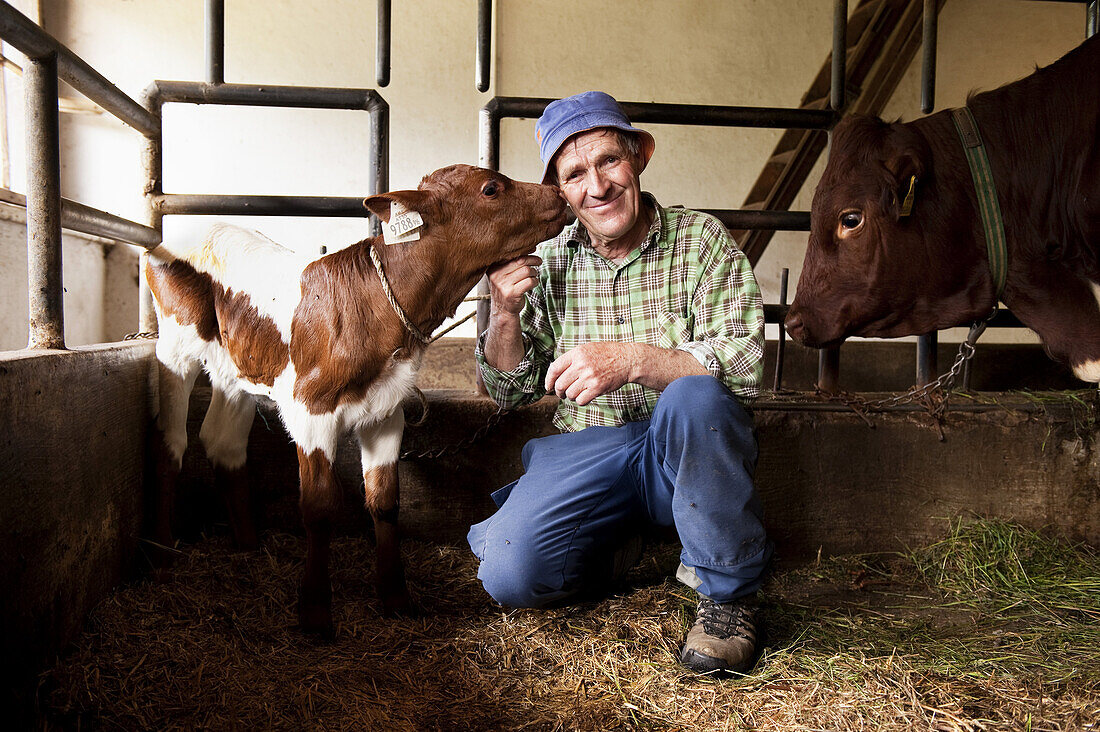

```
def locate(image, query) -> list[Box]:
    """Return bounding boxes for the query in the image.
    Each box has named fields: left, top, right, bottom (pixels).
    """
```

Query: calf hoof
left=380, top=589, right=414, bottom=617
left=297, top=590, right=335, bottom=640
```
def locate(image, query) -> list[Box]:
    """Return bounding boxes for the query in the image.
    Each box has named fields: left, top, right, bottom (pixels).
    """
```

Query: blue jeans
left=467, top=375, right=772, bottom=607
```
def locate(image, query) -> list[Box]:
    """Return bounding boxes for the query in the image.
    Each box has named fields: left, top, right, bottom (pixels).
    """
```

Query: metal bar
left=818, top=346, right=840, bottom=394
left=1089, top=1, right=1098, bottom=37
left=773, top=268, right=789, bottom=391
left=61, top=198, right=161, bottom=249
left=206, top=0, right=225, bottom=84
left=921, top=0, right=938, bottom=113
left=376, top=0, right=391, bottom=87
left=916, top=331, right=937, bottom=386
left=485, top=96, right=837, bottom=130
left=25, top=52, right=64, bottom=349
left=0, top=2, right=158, bottom=135
left=702, top=208, right=810, bottom=231
left=831, top=0, right=847, bottom=111
left=477, top=0, right=492, bottom=92
left=148, top=80, right=386, bottom=111
left=154, top=193, right=372, bottom=217
left=0, top=188, right=160, bottom=247
left=367, top=98, right=389, bottom=237
left=139, top=91, right=163, bottom=332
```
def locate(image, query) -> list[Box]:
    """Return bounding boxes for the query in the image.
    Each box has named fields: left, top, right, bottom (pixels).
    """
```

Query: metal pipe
left=376, top=0, right=391, bottom=87
left=140, top=88, right=164, bottom=332
left=147, top=80, right=387, bottom=111
left=773, top=268, right=789, bottom=391
left=0, top=2, right=158, bottom=136
left=921, top=0, right=938, bottom=114
left=477, top=0, right=492, bottom=92
left=831, top=0, right=847, bottom=111
left=916, top=331, right=937, bottom=386
left=484, top=96, right=836, bottom=130
left=818, top=346, right=840, bottom=394
left=702, top=208, right=810, bottom=231
left=478, top=105, right=500, bottom=170
left=1089, top=1, right=1098, bottom=37
left=368, top=98, right=389, bottom=237
left=206, top=0, right=225, bottom=84
left=154, top=193, right=372, bottom=217
left=61, top=199, right=161, bottom=249
left=25, top=53, right=64, bottom=349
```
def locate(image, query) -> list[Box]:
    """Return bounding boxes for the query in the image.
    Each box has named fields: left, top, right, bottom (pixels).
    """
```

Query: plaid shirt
left=476, top=194, right=764, bottom=433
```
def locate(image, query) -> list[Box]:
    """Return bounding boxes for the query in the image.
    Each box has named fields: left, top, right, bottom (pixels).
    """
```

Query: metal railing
left=0, top=0, right=390, bottom=347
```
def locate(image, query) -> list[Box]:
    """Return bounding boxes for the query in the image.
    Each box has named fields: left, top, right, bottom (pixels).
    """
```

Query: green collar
left=951, top=106, right=1008, bottom=300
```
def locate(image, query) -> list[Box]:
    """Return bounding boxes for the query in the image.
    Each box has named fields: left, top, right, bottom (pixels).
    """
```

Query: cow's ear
left=363, top=190, right=430, bottom=223
left=882, top=126, right=929, bottom=219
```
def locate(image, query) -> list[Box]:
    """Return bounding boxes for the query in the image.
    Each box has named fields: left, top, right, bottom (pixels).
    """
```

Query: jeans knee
left=656, top=375, right=743, bottom=423
left=476, top=542, right=562, bottom=609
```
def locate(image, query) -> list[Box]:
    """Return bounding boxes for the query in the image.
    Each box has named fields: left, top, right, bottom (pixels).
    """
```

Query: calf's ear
left=363, top=190, right=430, bottom=223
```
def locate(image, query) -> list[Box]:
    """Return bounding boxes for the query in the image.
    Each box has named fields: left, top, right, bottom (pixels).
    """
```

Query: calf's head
left=785, top=115, right=991, bottom=347
left=364, top=164, right=567, bottom=275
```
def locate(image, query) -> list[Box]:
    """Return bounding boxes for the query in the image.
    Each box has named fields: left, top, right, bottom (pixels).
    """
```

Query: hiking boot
left=680, top=595, right=760, bottom=674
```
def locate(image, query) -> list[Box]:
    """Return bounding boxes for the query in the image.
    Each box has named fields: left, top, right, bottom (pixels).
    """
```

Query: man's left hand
left=545, top=342, right=636, bottom=406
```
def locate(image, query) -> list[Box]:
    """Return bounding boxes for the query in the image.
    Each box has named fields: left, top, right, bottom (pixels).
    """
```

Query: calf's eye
left=482, top=182, right=500, bottom=197
left=839, top=210, right=863, bottom=230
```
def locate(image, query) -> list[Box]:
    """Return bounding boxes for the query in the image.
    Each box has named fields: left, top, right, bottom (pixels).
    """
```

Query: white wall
left=0, top=0, right=1088, bottom=346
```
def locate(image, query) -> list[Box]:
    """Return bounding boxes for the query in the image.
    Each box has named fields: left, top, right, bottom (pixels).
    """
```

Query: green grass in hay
left=757, top=519, right=1100, bottom=691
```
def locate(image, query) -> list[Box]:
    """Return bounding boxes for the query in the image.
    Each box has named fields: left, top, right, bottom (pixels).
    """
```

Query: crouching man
left=468, top=91, right=773, bottom=674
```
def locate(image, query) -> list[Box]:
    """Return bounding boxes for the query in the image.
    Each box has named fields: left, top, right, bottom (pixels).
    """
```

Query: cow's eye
left=482, top=181, right=500, bottom=198
left=839, top=210, right=864, bottom=230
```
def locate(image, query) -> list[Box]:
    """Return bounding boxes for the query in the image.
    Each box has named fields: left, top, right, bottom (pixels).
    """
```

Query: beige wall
left=2, top=0, right=1089, bottom=345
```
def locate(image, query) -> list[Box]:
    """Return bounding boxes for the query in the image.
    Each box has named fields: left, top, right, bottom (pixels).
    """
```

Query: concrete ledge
left=0, top=341, right=156, bottom=714
left=179, top=386, right=1100, bottom=555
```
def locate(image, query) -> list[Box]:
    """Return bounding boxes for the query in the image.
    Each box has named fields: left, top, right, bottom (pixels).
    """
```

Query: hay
left=40, top=520, right=1100, bottom=730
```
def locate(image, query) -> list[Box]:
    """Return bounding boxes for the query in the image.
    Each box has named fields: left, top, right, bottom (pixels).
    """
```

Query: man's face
left=552, top=129, right=643, bottom=249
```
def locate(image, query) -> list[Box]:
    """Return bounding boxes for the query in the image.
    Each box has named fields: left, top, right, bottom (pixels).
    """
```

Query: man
left=468, top=91, right=772, bottom=674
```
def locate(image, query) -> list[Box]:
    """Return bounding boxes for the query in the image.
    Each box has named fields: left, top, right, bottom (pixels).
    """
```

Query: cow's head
left=785, top=115, right=993, bottom=347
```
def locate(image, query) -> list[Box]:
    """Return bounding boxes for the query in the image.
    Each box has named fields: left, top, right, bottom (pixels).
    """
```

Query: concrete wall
left=0, top=208, right=139, bottom=350
left=0, top=341, right=155, bottom=718
left=0, top=0, right=1084, bottom=346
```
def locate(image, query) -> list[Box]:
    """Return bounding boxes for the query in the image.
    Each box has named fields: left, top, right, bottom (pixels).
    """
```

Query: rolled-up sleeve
left=680, top=232, right=764, bottom=401
left=474, top=281, right=557, bottom=409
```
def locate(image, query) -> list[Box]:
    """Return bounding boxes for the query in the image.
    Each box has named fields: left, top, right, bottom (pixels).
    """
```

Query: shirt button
left=617, top=316, right=625, bottom=324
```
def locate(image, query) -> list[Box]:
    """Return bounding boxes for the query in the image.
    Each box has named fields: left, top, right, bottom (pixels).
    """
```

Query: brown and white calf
left=146, top=164, right=567, bottom=635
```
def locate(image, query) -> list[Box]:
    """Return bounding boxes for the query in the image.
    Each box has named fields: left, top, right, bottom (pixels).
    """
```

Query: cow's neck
left=909, top=112, right=999, bottom=324
left=362, top=236, right=485, bottom=340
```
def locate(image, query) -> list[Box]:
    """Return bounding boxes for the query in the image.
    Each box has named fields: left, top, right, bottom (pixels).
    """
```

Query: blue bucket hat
left=535, top=91, right=655, bottom=184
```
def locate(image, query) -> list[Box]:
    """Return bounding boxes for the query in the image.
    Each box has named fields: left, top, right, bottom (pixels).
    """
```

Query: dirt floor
left=38, top=520, right=1100, bottom=731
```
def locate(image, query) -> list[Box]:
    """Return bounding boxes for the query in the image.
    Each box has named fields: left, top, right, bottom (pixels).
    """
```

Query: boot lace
left=696, top=597, right=756, bottom=641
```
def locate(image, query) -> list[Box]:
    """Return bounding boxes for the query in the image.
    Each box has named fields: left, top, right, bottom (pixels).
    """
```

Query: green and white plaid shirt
left=476, top=194, right=764, bottom=433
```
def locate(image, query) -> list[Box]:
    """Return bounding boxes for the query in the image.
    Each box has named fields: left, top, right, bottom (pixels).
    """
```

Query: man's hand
left=545, top=342, right=637, bottom=406
left=545, top=342, right=712, bottom=405
left=487, top=255, right=543, bottom=316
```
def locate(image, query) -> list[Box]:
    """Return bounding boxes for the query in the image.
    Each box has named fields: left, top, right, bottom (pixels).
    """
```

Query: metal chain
left=400, top=405, right=508, bottom=461
left=123, top=331, right=159, bottom=340
left=815, top=308, right=998, bottom=417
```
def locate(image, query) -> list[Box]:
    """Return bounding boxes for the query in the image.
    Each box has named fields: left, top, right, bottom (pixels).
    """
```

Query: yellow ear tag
left=899, top=175, right=917, bottom=217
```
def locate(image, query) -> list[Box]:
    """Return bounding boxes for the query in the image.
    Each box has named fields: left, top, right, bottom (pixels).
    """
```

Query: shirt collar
left=565, top=192, right=666, bottom=252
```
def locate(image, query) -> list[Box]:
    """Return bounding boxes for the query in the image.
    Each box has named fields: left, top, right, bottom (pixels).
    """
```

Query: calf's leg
left=358, top=409, right=410, bottom=615
left=152, top=357, right=200, bottom=550
left=296, top=441, right=341, bottom=638
left=199, top=386, right=259, bottom=548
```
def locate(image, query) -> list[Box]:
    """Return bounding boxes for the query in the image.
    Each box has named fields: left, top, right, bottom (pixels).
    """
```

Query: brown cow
left=147, top=165, right=567, bottom=636
left=785, top=35, right=1100, bottom=380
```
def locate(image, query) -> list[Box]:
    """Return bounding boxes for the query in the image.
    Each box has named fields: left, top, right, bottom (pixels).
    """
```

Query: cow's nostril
left=784, top=313, right=802, bottom=336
